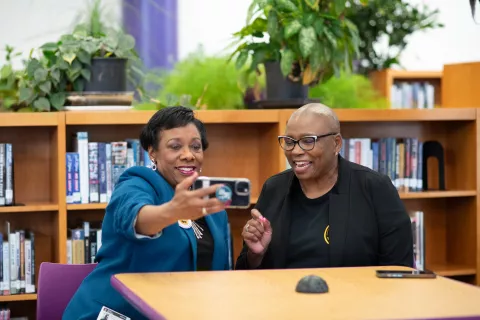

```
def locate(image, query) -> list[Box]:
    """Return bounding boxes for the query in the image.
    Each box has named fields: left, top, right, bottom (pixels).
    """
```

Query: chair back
left=36, top=262, right=97, bottom=320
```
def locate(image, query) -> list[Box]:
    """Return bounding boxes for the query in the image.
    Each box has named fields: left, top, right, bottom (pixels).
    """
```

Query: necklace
left=192, top=220, right=204, bottom=239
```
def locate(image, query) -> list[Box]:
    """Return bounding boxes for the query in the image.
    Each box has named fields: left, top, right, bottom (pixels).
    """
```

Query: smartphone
left=192, top=176, right=251, bottom=209
left=376, top=269, right=436, bottom=279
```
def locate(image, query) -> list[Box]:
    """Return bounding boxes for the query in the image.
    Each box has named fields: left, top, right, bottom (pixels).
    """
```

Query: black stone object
left=295, top=275, right=329, bottom=294
left=422, top=140, right=446, bottom=191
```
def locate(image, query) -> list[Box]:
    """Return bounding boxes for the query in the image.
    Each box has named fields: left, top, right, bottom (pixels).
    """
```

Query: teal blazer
left=63, top=166, right=231, bottom=320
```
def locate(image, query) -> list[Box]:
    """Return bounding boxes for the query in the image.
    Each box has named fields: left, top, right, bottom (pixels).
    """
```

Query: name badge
left=96, top=306, right=131, bottom=320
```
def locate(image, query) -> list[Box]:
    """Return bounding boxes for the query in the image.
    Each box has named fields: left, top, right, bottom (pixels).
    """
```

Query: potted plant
left=49, top=29, right=137, bottom=93
left=230, top=0, right=364, bottom=103
left=14, top=28, right=138, bottom=112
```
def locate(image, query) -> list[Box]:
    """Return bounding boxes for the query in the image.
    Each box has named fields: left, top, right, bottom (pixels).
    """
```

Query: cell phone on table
left=376, top=269, right=436, bottom=279
left=192, top=176, right=251, bottom=209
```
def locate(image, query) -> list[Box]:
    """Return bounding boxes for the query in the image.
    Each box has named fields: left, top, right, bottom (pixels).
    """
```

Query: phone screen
left=376, top=270, right=436, bottom=279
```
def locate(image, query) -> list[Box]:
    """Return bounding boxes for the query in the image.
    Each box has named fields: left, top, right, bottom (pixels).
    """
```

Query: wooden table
left=111, top=266, right=480, bottom=320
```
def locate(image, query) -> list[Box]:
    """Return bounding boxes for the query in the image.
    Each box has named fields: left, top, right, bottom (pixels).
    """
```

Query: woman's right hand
left=242, top=209, right=272, bottom=255
left=169, top=171, right=226, bottom=221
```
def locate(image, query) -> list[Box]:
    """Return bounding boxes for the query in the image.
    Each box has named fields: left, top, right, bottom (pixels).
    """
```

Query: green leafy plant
left=230, top=0, right=366, bottom=86
left=135, top=49, right=262, bottom=110
left=345, top=0, right=443, bottom=75
left=308, top=71, right=389, bottom=109
left=17, top=52, right=68, bottom=112
left=0, top=46, right=23, bottom=111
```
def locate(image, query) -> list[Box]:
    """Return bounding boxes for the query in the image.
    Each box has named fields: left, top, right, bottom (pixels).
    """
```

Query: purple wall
left=122, top=0, right=178, bottom=71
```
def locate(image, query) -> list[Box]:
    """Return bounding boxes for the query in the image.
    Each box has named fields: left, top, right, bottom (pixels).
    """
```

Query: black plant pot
left=264, top=61, right=308, bottom=100
left=249, top=61, right=318, bottom=109
left=84, top=58, right=127, bottom=92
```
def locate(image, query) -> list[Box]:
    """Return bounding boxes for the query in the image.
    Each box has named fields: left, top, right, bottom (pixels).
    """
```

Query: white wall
left=177, top=0, right=251, bottom=59
left=396, top=0, right=480, bottom=70
left=0, top=0, right=122, bottom=68
left=1, top=0, right=479, bottom=71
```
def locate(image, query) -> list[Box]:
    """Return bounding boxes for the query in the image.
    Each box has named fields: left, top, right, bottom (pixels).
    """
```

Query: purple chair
left=36, top=262, right=97, bottom=320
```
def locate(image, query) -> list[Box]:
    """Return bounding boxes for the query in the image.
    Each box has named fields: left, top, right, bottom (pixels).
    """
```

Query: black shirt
left=285, top=180, right=331, bottom=269
left=194, top=217, right=214, bottom=271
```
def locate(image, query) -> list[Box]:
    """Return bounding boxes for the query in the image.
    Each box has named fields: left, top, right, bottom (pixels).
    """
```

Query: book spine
left=90, top=230, right=97, bottom=263
left=4, top=144, right=13, bottom=206
left=2, top=241, right=9, bottom=295
left=83, top=222, right=90, bottom=265
left=88, top=142, right=99, bottom=203
left=98, top=143, right=107, bottom=203
left=19, top=230, right=25, bottom=293
left=72, top=153, right=81, bottom=203
left=73, top=132, right=89, bottom=204
left=0, top=144, right=5, bottom=206
left=66, top=153, right=74, bottom=204
left=106, top=143, right=112, bottom=202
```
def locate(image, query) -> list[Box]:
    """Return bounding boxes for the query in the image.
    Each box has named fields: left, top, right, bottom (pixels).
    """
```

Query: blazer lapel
left=270, top=173, right=294, bottom=269
left=329, top=155, right=351, bottom=267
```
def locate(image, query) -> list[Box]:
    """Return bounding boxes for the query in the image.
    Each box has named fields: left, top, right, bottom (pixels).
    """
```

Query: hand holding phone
left=376, top=269, right=436, bottom=279
left=192, top=176, right=251, bottom=209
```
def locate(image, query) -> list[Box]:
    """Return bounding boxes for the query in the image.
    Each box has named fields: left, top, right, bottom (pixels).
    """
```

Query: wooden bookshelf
left=442, top=61, right=480, bottom=108
left=0, top=108, right=479, bottom=317
left=369, top=69, right=443, bottom=108
left=0, top=294, right=37, bottom=302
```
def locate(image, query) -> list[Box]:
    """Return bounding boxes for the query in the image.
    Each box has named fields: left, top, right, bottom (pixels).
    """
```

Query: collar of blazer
left=269, top=155, right=351, bottom=269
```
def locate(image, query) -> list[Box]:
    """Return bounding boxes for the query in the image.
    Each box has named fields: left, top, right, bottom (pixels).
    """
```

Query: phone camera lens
left=235, top=181, right=250, bottom=195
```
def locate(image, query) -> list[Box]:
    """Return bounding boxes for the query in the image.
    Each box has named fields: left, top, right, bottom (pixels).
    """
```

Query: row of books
left=339, top=137, right=424, bottom=192
left=390, top=81, right=436, bottom=109
left=0, top=223, right=35, bottom=296
left=67, top=221, right=102, bottom=264
left=68, top=132, right=151, bottom=204
left=0, top=144, right=13, bottom=207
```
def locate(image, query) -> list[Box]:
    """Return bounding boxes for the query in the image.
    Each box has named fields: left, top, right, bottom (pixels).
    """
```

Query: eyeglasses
left=278, top=133, right=338, bottom=151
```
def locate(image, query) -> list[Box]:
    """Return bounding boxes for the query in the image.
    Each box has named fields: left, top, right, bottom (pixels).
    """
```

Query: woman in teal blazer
left=63, top=107, right=231, bottom=320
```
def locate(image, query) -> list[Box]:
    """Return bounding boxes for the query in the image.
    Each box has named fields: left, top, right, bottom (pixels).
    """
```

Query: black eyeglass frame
left=277, top=132, right=339, bottom=151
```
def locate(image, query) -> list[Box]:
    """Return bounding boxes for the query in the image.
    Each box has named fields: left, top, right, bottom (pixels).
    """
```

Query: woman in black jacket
left=236, top=103, right=413, bottom=270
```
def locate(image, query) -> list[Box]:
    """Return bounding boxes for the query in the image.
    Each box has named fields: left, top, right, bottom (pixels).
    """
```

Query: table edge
left=110, top=275, right=167, bottom=320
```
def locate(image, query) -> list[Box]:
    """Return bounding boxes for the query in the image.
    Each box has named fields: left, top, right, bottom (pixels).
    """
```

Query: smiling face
left=284, top=113, right=342, bottom=181
left=149, top=123, right=204, bottom=187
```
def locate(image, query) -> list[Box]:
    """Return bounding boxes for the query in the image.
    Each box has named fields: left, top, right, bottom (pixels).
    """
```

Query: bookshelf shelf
left=399, top=191, right=476, bottom=199
left=0, top=203, right=59, bottom=213
left=65, top=109, right=280, bottom=125
left=386, top=70, right=442, bottom=79
left=0, top=113, right=59, bottom=127
left=67, top=203, right=107, bottom=211
left=334, top=108, right=475, bottom=122
left=0, top=294, right=37, bottom=302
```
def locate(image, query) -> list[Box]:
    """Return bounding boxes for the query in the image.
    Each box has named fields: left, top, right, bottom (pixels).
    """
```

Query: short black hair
left=139, top=106, right=209, bottom=151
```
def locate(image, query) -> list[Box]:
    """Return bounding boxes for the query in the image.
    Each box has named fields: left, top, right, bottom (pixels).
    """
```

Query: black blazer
left=235, top=155, right=414, bottom=270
